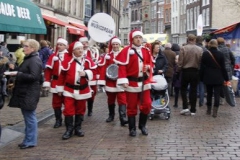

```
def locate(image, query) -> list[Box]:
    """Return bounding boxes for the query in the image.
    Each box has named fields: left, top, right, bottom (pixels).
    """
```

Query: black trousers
left=206, top=84, right=222, bottom=108
left=181, top=68, right=199, bottom=113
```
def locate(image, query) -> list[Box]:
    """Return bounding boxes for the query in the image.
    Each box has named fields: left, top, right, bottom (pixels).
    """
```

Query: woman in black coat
left=8, top=39, right=42, bottom=149
left=200, top=39, right=229, bottom=118
left=151, top=42, right=168, bottom=75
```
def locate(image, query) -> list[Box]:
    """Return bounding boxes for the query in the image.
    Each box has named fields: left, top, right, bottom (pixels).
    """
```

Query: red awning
left=69, top=22, right=88, bottom=31
left=67, top=26, right=85, bottom=36
left=211, top=22, right=239, bottom=34
left=42, top=15, right=68, bottom=26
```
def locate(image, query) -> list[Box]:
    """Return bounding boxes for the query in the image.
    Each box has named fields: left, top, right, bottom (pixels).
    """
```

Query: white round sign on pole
left=197, top=14, right=203, bottom=36
left=88, top=13, right=116, bottom=43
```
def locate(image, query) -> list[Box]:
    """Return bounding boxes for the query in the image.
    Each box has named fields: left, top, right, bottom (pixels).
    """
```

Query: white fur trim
left=129, top=49, right=135, bottom=55
left=79, top=37, right=88, bottom=42
left=56, top=86, right=64, bottom=92
left=117, top=78, right=129, bottom=85
left=105, top=55, right=111, bottom=59
left=57, top=38, right=68, bottom=46
left=50, top=87, right=57, bottom=93
left=125, top=83, right=151, bottom=92
left=97, top=80, right=106, bottom=86
left=63, top=91, right=92, bottom=100
left=89, top=80, right=97, bottom=86
left=53, top=56, right=59, bottom=61
left=61, top=58, right=74, bottom=71
left=73, top=42, right=83, bottom=50
left=85, top=59, right=97, bottom=69
left=85, top=70, right=93, bottom=81
left=132, top=31, right=143, bottom=38
left=45, top=64, right=52, bottom=69
left=111, top=38, right=121, bottom=45
left=43, top=81, right=50, bottom=87
left=105, top=86, right=124, bottom=92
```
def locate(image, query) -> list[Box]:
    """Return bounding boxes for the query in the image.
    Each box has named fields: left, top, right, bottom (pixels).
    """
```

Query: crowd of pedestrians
left=0, top=31, right=236, bottom=150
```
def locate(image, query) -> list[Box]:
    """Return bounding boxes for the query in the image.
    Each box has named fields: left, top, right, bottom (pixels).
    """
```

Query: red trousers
left=63, top=97, right=87, bottom=116
left=88, top=85, right=97, bottom=101
left=106, top=91, right=127, bottom=106
left=126, top=90, right=152, bottom=116
left=52, top=93, right=64, bottom=109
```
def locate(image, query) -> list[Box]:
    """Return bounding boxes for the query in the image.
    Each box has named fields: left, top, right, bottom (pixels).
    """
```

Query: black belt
left=66, top=83, right=88, bottom=90
left=52, top=75, right=58, bottom=80
left=127, top=75, right=148, bottom=82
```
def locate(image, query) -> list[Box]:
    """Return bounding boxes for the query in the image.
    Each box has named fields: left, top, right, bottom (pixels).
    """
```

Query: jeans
left=198, top=81, right=205, bottom=106
left=21, top=109, right=38, bottom=146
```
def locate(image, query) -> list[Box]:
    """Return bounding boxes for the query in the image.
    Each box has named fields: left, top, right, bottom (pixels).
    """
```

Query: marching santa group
left=43, top=29, right=154, bottom=139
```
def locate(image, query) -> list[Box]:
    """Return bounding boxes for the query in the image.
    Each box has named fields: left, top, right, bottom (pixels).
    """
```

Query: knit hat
left=57, top=38, right=68, bottom=46
left=128, top=29, right=143, bottom=46
left=108, top=36, right=121, bottom=52
left=79, top=36, right=88, bottom=43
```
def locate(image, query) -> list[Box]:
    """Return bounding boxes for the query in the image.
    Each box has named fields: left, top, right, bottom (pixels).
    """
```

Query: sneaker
left=180, top=109, right=190, bottom=115
left=190, top=112, right=196, bottom=116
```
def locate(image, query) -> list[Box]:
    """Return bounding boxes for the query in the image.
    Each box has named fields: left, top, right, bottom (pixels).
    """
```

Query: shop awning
left=69, top=22, right=88, bottom=31
left=42, top=15, right=68, bottom=26
left=0, top=0, right=46, bottom=34
left=67, top=26, right=85, bottom=36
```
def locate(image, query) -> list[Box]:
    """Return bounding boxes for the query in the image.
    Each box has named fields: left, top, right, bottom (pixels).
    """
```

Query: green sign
left=0, top=0, right=46, bottom=34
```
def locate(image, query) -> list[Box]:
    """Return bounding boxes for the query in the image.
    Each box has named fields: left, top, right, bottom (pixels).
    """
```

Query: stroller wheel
left=149, top=114, right=154, bottom=120
left=164, top=113, right=170, bottom=120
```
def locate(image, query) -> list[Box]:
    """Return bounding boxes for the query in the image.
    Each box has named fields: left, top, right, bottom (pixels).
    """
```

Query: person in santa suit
left=79, top=37, right=99, bottom=117
left=114, top=30, right=153, bottom=137
left=56, top=41, right=97, bottom=140
left=98, top=37, right=128, bottom=126
left=43, top=38, right=69, bottom=128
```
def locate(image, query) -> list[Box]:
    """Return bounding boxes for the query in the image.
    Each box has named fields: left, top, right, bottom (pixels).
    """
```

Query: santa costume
left=98, top=37, right=128, bottom=126
left=56, top=41, right=97, bottom=140
left=79, top=37, right=99, bottom=117
left=114, top=30, right=153, bottom=137
left=43, top=38, right=69, bottom=128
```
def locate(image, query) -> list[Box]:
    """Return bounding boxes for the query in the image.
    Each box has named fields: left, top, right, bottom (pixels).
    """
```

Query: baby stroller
left=149, top=75, right=171, bottom=120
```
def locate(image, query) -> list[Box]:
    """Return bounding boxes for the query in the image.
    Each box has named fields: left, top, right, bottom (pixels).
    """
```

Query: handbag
left=223, top=82, right=236, bottom=107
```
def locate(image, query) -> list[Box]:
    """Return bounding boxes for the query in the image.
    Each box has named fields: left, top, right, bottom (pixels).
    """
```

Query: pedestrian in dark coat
left=8, top=39, right=42, bottom=149
left=200, top=39, right=229, bottom=118
left=151, top=42, right=168, bottom=75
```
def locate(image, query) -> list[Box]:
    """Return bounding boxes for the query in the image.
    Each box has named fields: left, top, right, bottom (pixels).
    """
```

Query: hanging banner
left=197, top=14, right=203, bottom=36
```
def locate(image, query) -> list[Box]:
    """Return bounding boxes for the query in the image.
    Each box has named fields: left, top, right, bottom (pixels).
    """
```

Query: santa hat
left=79, top=36, right=88, bottom=43
left=57, top=38, right=68, bottom=46
left=68, top=41, right=83, bottom=55
left=108, top=36, right=121, bottom=52
left=128, top=29, right=143, bottom=46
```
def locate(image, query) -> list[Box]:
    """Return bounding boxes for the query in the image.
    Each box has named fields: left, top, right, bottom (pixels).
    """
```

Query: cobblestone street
left=0, top=92, right=240, bottom=160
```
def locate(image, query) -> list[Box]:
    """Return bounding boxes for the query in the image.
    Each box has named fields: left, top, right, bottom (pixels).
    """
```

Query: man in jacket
left=115, top=30, right=153, bottom=137
left=177, top=34, right=203, bottom=116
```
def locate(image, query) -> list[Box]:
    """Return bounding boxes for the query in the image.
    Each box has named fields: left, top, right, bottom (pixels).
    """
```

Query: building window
left=202, top=9, right=206, bottom=26
left=131, top=10, right=134, bottom=21
left=135, top=10, right=138, bottom=21
left=140, top=9, right=142, bottom=21
left=194, top=7, right=197, bottom=29
left=187, top=9, right=189, bottom=30
left=206, top=8, right=209, bottom=26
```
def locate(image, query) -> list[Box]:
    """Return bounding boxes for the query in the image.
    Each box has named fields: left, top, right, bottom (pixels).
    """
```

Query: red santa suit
left=56, top=49, right=97, bottom=116
left=114, top=30, right=153, bottom=136
left=98, top=38, right=126, bottom=104
left=79, top=37, right=99, bottom=116
left=43, top=39, right=69, bottom=109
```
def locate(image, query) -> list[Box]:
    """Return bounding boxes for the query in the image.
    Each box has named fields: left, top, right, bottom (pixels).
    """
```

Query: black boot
left=212, top=107, right=218, bottom=118
left=128, top=116, right=136, bottom=137
left=87, top=100, right=93, bottom=116
left=62, top=116, right=74, bottom=140
left=53, top=108, right=62, bottom=128
left=138, top=112, right=148, bottom=136
left=206, top=106, right=211, bottom=115
left=119, top=105, right=128, bottom=126
left=74, top=115, right=84, bottom=137
left=106, top=104, right=115, bottom=122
